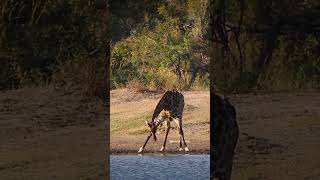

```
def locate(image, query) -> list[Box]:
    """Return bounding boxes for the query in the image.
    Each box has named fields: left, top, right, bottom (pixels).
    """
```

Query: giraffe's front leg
left=138, top=133, right=152, bottom=153
left=160, top=121, right=170, bottom=152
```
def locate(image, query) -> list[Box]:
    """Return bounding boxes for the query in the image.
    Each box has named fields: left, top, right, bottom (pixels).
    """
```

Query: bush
left=110, top=0, right=210, bottom=91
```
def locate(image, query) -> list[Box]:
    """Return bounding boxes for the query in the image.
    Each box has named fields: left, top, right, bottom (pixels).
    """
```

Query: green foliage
left=0, top=60, right=18, bottom=89
left=294, top=55, right=320, bottom=90
left=111, top=0, right=210, bottom=91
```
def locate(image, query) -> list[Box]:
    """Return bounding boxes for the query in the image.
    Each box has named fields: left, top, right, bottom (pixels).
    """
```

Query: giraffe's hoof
left=179, top=148, right=183, bottom=151
left=184, top=147, right=189, bottom=152
left=138, top=147, right=144, bottom=153
left=160, top=146, right=165, bottom=152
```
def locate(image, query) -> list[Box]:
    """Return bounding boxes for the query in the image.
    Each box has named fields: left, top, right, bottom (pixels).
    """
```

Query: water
left=111, top=154, right=210, bottom=180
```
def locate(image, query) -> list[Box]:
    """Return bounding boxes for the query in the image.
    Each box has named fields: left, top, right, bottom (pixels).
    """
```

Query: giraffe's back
left=152, top=89, right=185, bottom=121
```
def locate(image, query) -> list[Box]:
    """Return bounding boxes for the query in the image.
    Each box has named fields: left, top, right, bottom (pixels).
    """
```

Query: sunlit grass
left=111, top=112, right=152, bottom=135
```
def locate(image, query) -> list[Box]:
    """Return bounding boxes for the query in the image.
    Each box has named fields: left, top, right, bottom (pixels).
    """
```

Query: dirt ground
left=0, top=87, right=107, bottom=180
left=110, top=89, right=210, bottom=154
left=229, top=92, right=320, bottom=180
left=1, top=87, right=319, bottom=179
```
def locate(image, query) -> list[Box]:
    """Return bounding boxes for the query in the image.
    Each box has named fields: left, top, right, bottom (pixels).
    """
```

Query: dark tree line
left=0, top=0, right=109, bottom=97
left=1, top=1, right=319, bottom=93
left=210, top=0, right=320, bottom=92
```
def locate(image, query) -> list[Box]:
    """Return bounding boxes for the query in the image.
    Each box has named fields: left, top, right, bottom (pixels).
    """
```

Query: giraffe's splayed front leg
left=159, top=146, right=165, bottom=152
left=179, top=147, right=183, bottom=151
left=138, top=147, right=144, bottom=153
left=138, top=133, right=152, bottom=153
left=184, top=147, right=189, bottom=152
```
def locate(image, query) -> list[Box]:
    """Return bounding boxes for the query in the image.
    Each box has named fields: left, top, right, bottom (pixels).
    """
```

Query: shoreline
left=111, top=150, right=210, bottom=156
left=111, top=153, right=210, bottom=156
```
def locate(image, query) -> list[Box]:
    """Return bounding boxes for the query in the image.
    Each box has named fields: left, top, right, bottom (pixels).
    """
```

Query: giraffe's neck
left=153, top=110, right=172, bottom=127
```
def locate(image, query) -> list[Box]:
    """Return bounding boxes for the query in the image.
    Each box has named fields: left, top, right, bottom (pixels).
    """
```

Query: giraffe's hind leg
left=180, top=128, right=189, bottom=152
left=173, top=119, right=183, bottom=151
left=174, top=118, right=189, bottom=152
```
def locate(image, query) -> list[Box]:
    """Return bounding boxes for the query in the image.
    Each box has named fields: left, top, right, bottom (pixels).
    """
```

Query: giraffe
left=138, top=89, right=189, bottom=153
left=211, top=91, right=239, bottom=180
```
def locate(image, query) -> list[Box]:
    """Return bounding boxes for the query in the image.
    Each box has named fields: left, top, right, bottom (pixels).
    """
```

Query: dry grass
left=52, top=58, right=106, bottom=97
left=127, top=80, right=150, bottom=93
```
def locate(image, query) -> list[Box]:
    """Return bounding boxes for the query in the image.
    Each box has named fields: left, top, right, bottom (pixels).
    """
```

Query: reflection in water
left=111, top=155, right=209, bottom=180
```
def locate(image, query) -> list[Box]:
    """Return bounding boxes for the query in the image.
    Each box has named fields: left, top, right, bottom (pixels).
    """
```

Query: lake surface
left=111, top=154, right=210, bottom=180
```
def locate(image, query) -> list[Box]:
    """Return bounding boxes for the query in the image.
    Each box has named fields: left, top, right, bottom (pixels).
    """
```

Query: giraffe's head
left=145, top=110, right=172, bottom=142
left=145, top=120, right=157, bottom=141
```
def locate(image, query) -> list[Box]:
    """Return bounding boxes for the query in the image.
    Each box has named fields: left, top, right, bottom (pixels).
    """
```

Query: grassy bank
left=110, top=89, right=210, bottom=154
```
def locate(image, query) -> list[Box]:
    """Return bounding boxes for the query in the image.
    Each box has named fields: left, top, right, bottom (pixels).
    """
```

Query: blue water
left=110, top=154, right=210, bottom=180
